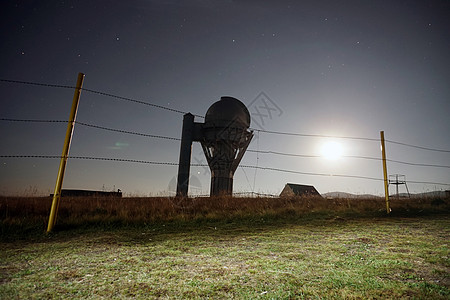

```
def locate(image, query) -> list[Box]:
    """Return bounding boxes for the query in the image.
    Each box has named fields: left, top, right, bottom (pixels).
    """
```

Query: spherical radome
left=204, top=96, right=250, bottom=128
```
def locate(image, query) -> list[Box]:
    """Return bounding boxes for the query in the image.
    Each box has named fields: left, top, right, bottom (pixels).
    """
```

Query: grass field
left=0, top=196, right=449, bottom=299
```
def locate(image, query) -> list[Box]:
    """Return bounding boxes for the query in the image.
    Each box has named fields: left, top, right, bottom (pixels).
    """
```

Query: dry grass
left=0, top=195, right=448, bottom=233
left=1, top=212, right=449, bottom=299
left=0, top=195, right=449, bottom=298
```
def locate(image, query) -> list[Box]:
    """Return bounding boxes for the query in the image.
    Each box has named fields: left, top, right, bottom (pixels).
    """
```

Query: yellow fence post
left=47, top=73, right=85, bottom=232
left=380, top=131, right=390, bottom=214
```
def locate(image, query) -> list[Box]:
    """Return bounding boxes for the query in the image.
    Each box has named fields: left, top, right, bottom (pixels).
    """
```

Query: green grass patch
left=1, top=213, right=449, bottom=299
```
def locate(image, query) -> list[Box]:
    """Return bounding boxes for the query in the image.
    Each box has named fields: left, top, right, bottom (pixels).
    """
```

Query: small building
left=50, top=189, right=122, bottom=198
left=280, top=183, right=321, bottom=198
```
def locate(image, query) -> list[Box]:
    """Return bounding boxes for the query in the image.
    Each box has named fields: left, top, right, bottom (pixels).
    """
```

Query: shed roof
left=281, top=183, right=321, bottom=197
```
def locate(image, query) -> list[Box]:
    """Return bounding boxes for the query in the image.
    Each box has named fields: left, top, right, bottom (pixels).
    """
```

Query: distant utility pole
left=389, top=174, right=410, bottom=199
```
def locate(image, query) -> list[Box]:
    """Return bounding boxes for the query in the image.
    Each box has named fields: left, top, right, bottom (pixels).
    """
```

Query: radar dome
left=204, top=96, right=250, bottom=129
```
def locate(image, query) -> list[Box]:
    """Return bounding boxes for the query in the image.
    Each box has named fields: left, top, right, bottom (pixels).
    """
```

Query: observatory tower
left=176, top=96, right=253, bottom=197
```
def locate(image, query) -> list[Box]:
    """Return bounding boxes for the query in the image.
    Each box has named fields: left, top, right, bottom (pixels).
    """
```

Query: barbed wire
left=82, top=88, right=204, bottom=119
left=0, top=118, right=67, bottom=123
left=252, top=128, right=450, bottom=153
left=240, top=164, right=383, bottom=182
left=75, top=121, right=181, bottom=141
left=387, top=158, right=450, bottom=169
left=1, top=155, right=449, bottom=187
left=0, top=118, right=181, bottom=141
left=0, top=78, right=75, bottom=89
left=0, top=155, right=182, bottom=166
left=0, top=78, right=204, bottom=119
left=251, top=128, right=380, bottom=142
left=385, top=139, right=450, bottom=153
left=247, top=149, right=319, bottom=158
left=2, top=118, right=449, bottom=169
left=183, top=192, right=279, bottom=198
left=1, top=78, right=449, bottom=152
left=233, top=192, right=278, bottom=197
left=247, top=149, right=450, bottom=169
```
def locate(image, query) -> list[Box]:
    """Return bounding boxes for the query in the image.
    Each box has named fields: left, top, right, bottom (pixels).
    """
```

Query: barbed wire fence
left=1, top=78, right=449, bottom=197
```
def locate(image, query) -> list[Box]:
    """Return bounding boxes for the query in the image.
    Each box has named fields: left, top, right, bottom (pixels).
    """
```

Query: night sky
left=1, top=0, right=449, bottom=196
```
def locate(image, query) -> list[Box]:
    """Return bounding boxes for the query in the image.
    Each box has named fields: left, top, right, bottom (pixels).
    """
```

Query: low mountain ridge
left=322, top=190, right=449, bottom=199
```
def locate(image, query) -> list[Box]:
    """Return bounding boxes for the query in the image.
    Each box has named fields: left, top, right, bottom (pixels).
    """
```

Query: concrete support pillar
left=210, top=169, right=233, bottom=196
left=176, top=113, right=194, bottom=197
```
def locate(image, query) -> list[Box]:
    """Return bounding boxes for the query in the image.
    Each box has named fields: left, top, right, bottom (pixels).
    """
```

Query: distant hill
left=396, top=191, right=449, bottom=198
left=322, top=190, right=449, bottom=199
left=321, top=192, right=380, bottom=199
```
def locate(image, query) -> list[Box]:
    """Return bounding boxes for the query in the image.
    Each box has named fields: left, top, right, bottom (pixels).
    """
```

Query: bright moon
left=320, top=141, right=344, bottom=160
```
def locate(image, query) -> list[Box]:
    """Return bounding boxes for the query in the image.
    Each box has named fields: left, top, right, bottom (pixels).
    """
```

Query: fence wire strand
left=82, top=88, right=204, bottom=119
left=1, top=118, right=450, bottom=169
left=247, top=149, right=450, bottom=169
left=0, top=118, right=181, bottom=141
left=0, top=118, right=67, bottom=123
left=2, top=77, right=449, bottom=153
left=254, top=128, right=450, bottom=153
left=75, top=121, right=181, bottom=141
left=2, top=77, right=450, bottom=190
left=385, top=139, right=450, bottom=153
left=252, top=128, right=380, bottom=142
left=0, top=78, right=204, bottom=118
left=1, top=155, right=449, bottom=187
